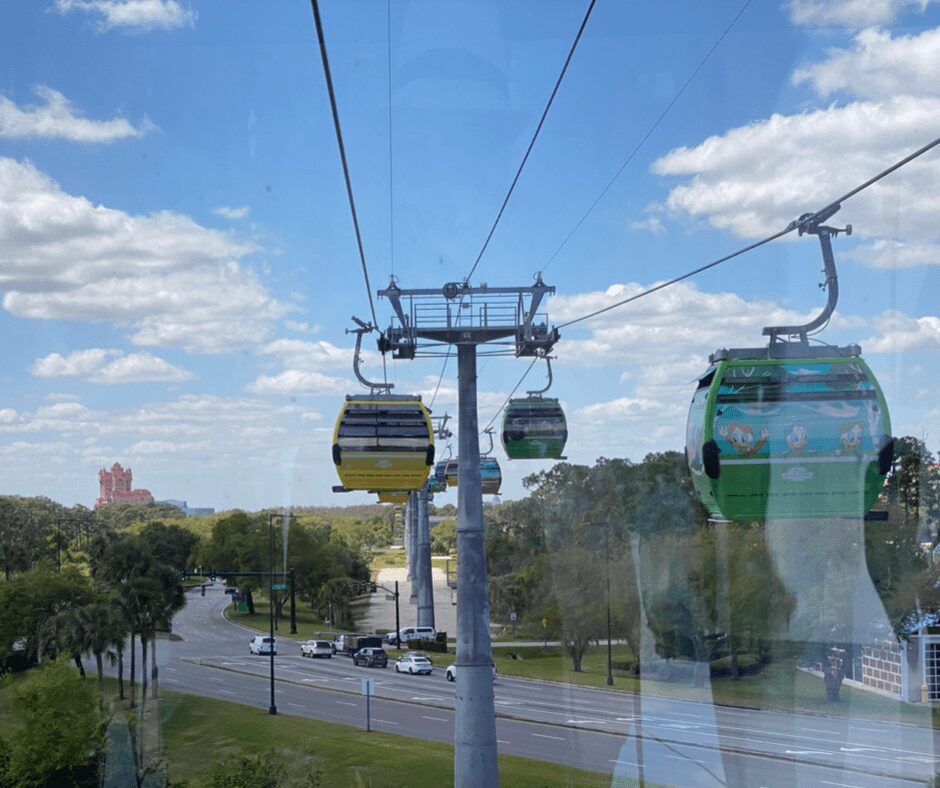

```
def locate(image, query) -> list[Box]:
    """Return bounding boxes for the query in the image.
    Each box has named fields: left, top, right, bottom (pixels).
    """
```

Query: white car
left=395, top=652, right=433, bottom=675
left=445, top=662, right=497, bottom=682
left=300, top=639, right=333, bottom=658
left=249, top=635, right=277, bottom=655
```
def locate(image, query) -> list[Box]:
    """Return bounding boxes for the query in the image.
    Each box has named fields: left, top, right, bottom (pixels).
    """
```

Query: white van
left=249, top=635, right=277, bottom=655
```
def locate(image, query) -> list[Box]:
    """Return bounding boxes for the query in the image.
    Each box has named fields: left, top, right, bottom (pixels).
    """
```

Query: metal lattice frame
left=377, top=276, right=559, bottom=358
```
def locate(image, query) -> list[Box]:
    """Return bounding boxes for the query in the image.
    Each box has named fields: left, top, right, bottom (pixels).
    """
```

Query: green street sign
left=271, top=583, right=288, bottom=590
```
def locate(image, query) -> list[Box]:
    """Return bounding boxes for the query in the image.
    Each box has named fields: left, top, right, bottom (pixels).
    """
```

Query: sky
left=0, top=0, right=938, bottom=511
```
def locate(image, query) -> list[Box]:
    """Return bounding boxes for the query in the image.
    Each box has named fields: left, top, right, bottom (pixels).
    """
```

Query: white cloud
left=55, top=0, right=196, bottom=32
left=129, top=439, right=210, bottom=454
left=258, top=338, right=358, bottom=369
left=844, top=238, right=940, bottom=268
left=0, top=158, right=287, bottom=353
left=786, top=0, right=936, bottom=28
left=284, top=320, right=320, bottom=334
left=0, top=85, right=152, bottom=142
left=31, top=347, right=194, bottom=385
left=630, top=216, right=666, bottom=235
left=212, top=205, right=250, bottom=220
left=0, top=409, right=18, bottom=424
left=652, top=96, right=940, bottom=245
left=246, top=370, right=350, bottom=396
left=862, top=310, right=940, bottom=352
left=551, top=280, right=817, bottom=367
left=651, top=24, right=940, bottom=266
left=793, top=28, right=940, bottom=101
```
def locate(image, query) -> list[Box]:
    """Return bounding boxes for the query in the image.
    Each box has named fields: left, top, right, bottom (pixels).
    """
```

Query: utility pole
left=289, top=568, right=297, bottom=635
left=604, top=523, right=614, bottom=687
left=267, top=514, right=278, bottom=716
left=408, top=492, right=418, bottom=604
left=378, top=277, right=558, bottom=788
left=416, top=485, right=435, bottom=629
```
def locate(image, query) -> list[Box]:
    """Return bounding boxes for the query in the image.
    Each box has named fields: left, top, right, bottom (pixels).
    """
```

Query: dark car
left=353, top=647, right=388, bottom=668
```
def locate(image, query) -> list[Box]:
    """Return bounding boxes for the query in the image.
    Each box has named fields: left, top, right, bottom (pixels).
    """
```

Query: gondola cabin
left=501, top=397, right=567, bottom=460
left=332, top=394, right=434, bottom=493
left=444, top=458, right=459, bottom=487
left=377, top=490, right=410, bottom=504
left=686, top=349, right=892, bottom=521
left=427, top=477, right=446, bottom=495
left=480, top=458, right=502, bottom=495
left=434, top=460, right=448, bottom=485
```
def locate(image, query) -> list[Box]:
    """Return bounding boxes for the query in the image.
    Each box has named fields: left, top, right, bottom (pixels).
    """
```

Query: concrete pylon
left=416, top=486, right=435, bottom=629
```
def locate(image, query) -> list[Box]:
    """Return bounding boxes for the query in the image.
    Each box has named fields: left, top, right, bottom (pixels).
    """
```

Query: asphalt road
left=136, top=585, right=938, bottom=786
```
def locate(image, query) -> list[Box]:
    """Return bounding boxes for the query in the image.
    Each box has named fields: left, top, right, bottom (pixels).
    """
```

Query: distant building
left=96, top=462, right=154, bottom=509
left=159, top=499, right=215, bottom=517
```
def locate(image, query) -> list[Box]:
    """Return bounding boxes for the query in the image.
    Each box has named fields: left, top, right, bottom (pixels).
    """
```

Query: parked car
left=300, top=640, right=333, bottom=658
left=395, top=652, right=433, bottom=675
left=249, top=635, right=277, bottom=655
left=445, top=662, right=497, bottom=682
left=384, top=626, right=437, bottom=645
left=352, top=647, right=388, bottom=668
left=224, top=587, right=237, bottom=595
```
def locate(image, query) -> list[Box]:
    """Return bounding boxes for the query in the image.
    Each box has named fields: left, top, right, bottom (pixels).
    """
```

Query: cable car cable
left=482, top=356, right=539, bottom=433
left=542, top=0, right=753, bottom=273
left=387, top=0, right=396, bottom=280
left=557, top=133, right=940, bottom=330
left=481, top=133, right=940, bottom=435
left=310, top=0, right=382, bottom=337
left=429, top=1, right=596, bottom=406
left=465, top=0, right=597, bottom=283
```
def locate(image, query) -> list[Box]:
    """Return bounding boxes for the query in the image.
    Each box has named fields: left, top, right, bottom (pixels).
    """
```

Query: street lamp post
left=267, top=514, right=278, bottom=715
left=604, top=523, right=614, bottom=687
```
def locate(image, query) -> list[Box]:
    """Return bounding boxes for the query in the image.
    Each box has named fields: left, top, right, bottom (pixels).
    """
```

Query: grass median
left=0, top=669, right=617, bottom=787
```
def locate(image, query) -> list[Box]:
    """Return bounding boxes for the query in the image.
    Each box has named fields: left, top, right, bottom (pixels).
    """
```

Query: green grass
left=369, top=546, right=407, bottom=571
left=0, top=668, right=616, bottom=787
left=491, top=643, right=937, bottom=727
left=224, top=593, right=339, bottom=643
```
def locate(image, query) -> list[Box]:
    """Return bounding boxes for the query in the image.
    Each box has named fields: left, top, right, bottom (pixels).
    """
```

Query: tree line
left=480, top=437, right=940, bottom=698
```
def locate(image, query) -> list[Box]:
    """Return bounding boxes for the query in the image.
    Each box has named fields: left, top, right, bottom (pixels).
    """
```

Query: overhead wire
left=557, top=133, right=940, bottom=330
left=542, top=0, right=753, bottom=272
left=431, top=0, right=597, bottom=407
left=387, top=0, right=396, bottom=280
left=310, top=0, right=387, bottom=382
left=479, top=132, right=940, bottom=431
left=465, top=0, right=597, bottom=283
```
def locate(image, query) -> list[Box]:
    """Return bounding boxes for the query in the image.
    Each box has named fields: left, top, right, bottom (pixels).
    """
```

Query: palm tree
left=79, top=601, right=126, bottom=696
left=47, top=607, right=89, bottom=678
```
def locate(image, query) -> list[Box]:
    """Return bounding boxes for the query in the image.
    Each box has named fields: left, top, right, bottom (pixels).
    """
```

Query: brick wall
left=861, top=640, right=902, bottom=697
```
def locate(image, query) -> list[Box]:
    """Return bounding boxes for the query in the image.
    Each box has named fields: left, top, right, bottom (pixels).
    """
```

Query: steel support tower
left=378, top=277, right=558, bottom=787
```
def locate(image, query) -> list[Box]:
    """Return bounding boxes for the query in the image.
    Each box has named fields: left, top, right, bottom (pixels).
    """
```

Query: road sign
left=361, top=678, right=373, bottom=696
left=271, top=583, right=288, bottom=590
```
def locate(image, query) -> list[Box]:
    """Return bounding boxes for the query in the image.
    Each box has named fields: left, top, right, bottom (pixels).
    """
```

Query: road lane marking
left=532, top=733, right=565, bottom=741
left=609, top=759, right=637, bottom=767
left=336, top=701, right=356, bottom=707
left=288, top=703, right=305, bottom=709
left=218, top=689, right=235, bottom=695
left=497, top=739, right=510, bottom=745
left=374, top=719, right=398, bottom=725
left=820, top=782, right=862, bottom=788
left=840, top=747, right=880, bottom=753
left=566, top=719, right=609, bottom=725
left=665, top=755, right=703, bottom=764
left=423, top=716, right=448, bottom=722
left=208, top=677, right=224, bottom=683
left=670, top=712, right=701, bottom=719
left=785, top=750, right=831, bottom=755
left=164, top=667, right=177, bottom=672
left=411, top=696, right=445, bottom=701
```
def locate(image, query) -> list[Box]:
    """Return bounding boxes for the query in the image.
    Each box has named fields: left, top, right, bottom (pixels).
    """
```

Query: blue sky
left=0, top=0, right=938, bottom=511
